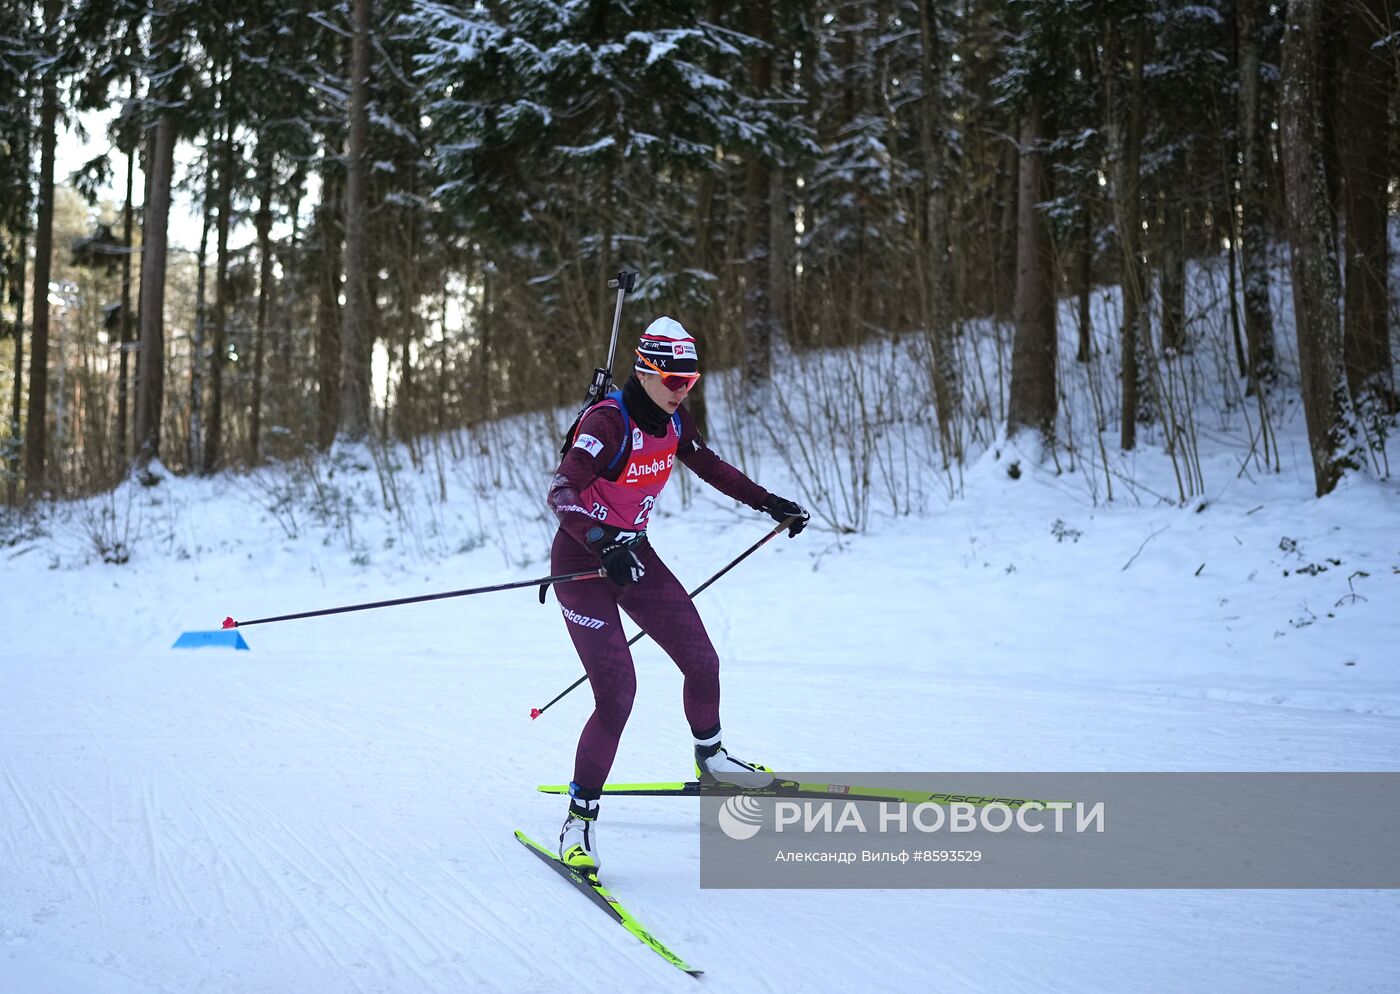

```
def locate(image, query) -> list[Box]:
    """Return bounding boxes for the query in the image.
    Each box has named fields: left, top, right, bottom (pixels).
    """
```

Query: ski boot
left=694, top=725, right=775, bottom=789
left=559, top=784, right=601, bottom=873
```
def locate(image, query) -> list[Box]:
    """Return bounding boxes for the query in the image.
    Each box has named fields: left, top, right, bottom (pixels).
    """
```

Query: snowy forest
left=4, top=3, right=1400, bottom=992
left=0, top=0, right=1394, bottom=508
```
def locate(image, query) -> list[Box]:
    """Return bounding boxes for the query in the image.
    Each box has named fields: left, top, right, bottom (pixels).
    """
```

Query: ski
left=536, top=779, right=1055, bottom=808
left=513, top=830, right=702, bottom=978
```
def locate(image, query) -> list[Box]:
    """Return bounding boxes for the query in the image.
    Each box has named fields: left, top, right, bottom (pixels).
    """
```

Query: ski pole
left=223, top=568, right=606, bottom=630
left=530, top=516, right=798, bottom=719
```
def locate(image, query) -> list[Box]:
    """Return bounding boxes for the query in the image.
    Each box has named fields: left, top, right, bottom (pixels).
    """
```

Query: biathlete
left=545, top=316, right=809, bottom=871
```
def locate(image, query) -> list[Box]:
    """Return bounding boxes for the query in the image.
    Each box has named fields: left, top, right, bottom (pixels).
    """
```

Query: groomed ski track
left=3, top=641, right=1397, bottom=993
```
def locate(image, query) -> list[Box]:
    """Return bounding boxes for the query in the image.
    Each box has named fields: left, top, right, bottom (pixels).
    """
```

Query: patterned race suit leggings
left=550, top=529, right=721, bottom=790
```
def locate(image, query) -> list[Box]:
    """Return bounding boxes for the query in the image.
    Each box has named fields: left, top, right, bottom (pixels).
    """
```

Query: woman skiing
left=546, top=316, right=809, bottom=872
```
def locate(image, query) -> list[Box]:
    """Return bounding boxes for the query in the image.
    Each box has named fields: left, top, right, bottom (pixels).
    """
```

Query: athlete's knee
left=675, top=642, right=720, bottom=681
left=591, top=671, right=637, bottom=730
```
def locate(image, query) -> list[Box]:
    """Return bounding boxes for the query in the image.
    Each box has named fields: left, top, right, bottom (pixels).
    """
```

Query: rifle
left=560, top=269, right=638, bottom=455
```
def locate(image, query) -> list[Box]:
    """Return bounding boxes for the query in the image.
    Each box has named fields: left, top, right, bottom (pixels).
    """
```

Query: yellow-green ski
left=535, top=779, right=1056, bottom=808
left=513, top=830, right=702, bottom=978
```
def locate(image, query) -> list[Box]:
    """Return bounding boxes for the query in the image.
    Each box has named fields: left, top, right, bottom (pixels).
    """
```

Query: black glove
left=760, top=494, right=810, bottom=538
left=586, top=525, right=647, bottom=586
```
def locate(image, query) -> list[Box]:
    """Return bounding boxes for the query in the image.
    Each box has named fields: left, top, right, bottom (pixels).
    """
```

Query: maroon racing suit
left=547, top=389, right=769, bottom=791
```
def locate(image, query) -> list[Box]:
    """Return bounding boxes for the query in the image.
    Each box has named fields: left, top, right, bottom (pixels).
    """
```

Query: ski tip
left=530, top=707, right=542, bottom=719
left=221, top=616, right=237, bottom=629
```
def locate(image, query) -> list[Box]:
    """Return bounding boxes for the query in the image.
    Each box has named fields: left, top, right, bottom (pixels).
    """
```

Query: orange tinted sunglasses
left=636, top=352, right=701, bottom=391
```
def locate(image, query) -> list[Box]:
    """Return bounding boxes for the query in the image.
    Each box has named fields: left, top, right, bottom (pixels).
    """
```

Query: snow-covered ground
left=4, top=308, right=1399, bottom=991
left=4, top=409, right=1397, bottom=992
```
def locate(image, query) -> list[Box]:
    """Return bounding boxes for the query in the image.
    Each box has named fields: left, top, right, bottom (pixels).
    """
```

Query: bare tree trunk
left=1236, top=0, right=1276, bottom=390
left=8, top=137, right=30, bottom=503
left=794, top=10, right=823, bottom=348
left=1280, top=0, right=1361, bottom=496
left=1110, top=21, right=1147, bottom=450
left=366, top=232, right=388, bottom=445
left=117, top=134, right=135, bottom=466
left=203, top=108, right=234, bottom=473
left=765, top=28, right=797, bottom=350
left=277, top=166, right=305, bottom=445
left=741, top=0, right=774, bottom=402
left=917, top=0, right=961, bottom=461
left=135, top=112, right=175, bottom=470
left=315, top=167, right=343, bottom=450
left=436, top=312, right=448, bottom=434
left=687, top=162, right=717, bottom=439
left=1160, top=196, right=1186, bottom=354
left=1006, top=92, right=1057, bottom=444
left=1226, top=205, right=1247, bottom=377
left=132, top=128, right=152, bottom=464
left=467, top=263, right=484, bottom=424
left=996, top=139, right=1019, bottom=317
left=339, top=0, right=373, bottom=442
left=250, top=145, right=273, bottom=462
left=189, top=140, right=214, bottom=471
left=8, top=237, right=27, bottom=505
left=600, top=168, right=615, bottom=344
left=769, top=163, right=792, bottom=352
left=394, top=165, right=418, bottom=442
left=1076, top=204, right=1092, bottom=363
left=23, top=0, right=59, bottom=495
left=686, top=0, right=722, bottom=439
left=1339, top=0, right=1393, bottom=411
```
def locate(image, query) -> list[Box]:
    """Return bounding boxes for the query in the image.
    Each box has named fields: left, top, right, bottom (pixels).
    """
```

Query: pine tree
left=914, top=0, right=961, bottom=461
left=1105, top=10, right=1148, bottom=450
left=410, top=0, right=786, bottom=405
left=1279, top=0, right=1363, bottom=495
left=1338, top=0, right=1394, bottom=415
left=339, top=0, right=373, bottom=442
left=1003, top=0, right=1060, bottom=447
left=1235, top=0, right=1277, bottom=391
left=0, top=0, right=37, bottom=497
left=24, top=0, right=62, bottom=492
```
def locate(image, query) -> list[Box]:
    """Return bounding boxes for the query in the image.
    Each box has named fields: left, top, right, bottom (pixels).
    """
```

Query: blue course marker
left=172, top=630, right=251, bottom=650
